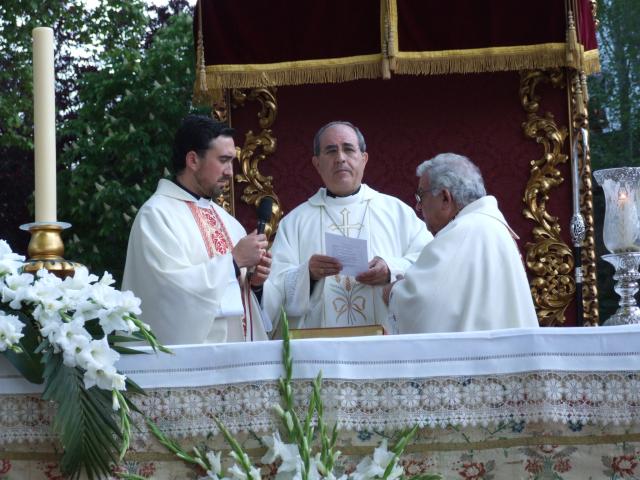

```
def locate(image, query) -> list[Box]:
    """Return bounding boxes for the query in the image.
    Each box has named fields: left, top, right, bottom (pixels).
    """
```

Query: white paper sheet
left=325, top=232, right=369, bottom=276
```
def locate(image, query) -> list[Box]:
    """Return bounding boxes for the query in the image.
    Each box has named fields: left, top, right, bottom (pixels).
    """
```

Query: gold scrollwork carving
left=231, top=87, right=282, bottom=239
left=520, top=69, right=575, bottom=325
left=568, top=70, right=599, bottom=326
left=210, top=91, right=234, bottom=214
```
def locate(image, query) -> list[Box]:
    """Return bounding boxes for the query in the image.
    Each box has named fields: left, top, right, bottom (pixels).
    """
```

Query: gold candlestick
left=20, top=222, right=81, bottom=278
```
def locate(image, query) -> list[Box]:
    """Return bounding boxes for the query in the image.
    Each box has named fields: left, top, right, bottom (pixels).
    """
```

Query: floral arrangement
left=144, top=315, right=442, bottom=480
left=0, top=239, right=168, bottom=479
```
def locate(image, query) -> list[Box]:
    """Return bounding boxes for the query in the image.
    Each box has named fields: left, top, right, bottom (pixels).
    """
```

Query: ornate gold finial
left=20, top=222, right=82, bottom=278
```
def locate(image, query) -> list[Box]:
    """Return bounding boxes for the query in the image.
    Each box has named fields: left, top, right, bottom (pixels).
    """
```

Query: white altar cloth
left=4, top=325, right=640, bottom=394
left=2, top=325, right=640, bottom=445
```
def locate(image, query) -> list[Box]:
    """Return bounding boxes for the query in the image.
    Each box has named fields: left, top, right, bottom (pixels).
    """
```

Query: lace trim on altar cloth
left=3, top=371, right=640, bottom=445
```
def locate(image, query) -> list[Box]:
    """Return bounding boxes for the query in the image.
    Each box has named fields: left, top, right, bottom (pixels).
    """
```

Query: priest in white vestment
left=123, top=115, right=271, bottom=345
left=384, top=153, right=539, bottom=333
left=264, top=121, right=431, bottom=333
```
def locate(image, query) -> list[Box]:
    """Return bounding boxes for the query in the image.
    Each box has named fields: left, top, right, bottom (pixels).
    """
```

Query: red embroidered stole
left=186, top=201, right=233, bottom=257
left=185, top=201, right=251, bottom=339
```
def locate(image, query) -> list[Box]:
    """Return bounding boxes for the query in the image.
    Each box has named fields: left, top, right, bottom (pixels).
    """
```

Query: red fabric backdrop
left=196, top=0, right=596, bottom=66
left=230, top=72, right=576, bottom=325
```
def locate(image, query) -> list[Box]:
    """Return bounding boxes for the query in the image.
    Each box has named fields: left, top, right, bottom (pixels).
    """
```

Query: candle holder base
left=19, top=222, right=82, bottom=278
left=601, top=252, right=640, bottom=326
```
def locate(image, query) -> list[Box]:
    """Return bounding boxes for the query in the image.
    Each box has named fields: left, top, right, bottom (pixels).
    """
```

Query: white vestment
left=388, top=195, right=539, bottom=333
left=122, top=179, right=268, bottom=345
left=264, top=185, right=431, bottom=332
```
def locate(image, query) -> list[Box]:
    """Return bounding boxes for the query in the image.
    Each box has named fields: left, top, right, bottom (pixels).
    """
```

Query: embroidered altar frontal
left=2, top=326, right=640, bottom=478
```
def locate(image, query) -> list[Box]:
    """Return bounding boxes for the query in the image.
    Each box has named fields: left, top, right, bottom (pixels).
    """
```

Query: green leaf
left=111, top=345, right=147, bottom=355
left=1, top=311, right=44, bottom=384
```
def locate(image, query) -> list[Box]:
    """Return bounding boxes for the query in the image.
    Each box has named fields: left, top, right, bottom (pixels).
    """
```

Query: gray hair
left=313, top=121, right=367, bottom=156
left=416, top=153, right=486, bottom=208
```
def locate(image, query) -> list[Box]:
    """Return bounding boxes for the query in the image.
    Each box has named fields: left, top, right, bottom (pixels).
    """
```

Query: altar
left=2, top=325, right=640, bottom=479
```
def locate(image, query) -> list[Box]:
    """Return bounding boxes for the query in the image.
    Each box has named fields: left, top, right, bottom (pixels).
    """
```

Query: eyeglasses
left=415, top=187, right=438, bottom=203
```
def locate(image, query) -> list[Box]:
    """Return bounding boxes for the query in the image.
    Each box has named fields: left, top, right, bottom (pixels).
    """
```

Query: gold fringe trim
left=197, top=54, right=383, bottom=92
left=192, top=43, right=601, bottom=103
left=394, top=43, right=578, bottom=75
left=583, top=49, right=601, bottom=74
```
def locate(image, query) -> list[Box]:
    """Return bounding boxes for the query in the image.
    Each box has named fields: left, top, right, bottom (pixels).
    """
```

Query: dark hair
left=313, top=121, right=366, bottom=156
left=171, top=114, right=235, bottom=174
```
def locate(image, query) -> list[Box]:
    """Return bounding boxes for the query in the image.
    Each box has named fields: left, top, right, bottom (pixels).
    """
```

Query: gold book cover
left=289, top=325, right=386, bottom=339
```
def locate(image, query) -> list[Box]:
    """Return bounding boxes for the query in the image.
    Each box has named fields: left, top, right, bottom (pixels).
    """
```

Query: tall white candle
left=32, top=27, right=57, bottom=223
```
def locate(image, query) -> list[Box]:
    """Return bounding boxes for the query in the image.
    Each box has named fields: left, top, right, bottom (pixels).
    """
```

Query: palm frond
left=42, top=350, right=124, bottom=479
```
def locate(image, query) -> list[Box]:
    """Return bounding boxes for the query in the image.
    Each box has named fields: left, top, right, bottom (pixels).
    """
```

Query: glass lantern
left=593, top=167, right=640, bottom=325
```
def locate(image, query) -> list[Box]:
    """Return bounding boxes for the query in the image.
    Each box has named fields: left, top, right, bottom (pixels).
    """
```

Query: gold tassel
left=566, top=10, right=579, bottom=67
left=195, top=0, right=208, bottom=97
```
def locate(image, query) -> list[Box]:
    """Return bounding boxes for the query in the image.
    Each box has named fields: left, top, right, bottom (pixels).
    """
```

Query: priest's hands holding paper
left=356, top=256, right=390, bottom=285
left=232, top=230, right=268, bottom=268
left=309, top=254, right=342, bottom=281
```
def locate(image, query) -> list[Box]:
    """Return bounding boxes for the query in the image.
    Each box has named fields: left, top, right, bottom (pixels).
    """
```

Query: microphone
left=248, top=196, right=274, bottom=279
left=256, top=196, right=274, bottom=234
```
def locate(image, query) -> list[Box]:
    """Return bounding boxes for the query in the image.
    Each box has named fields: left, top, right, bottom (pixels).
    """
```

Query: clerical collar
left=326, top=185, right=361, bottom=198
left=175, top=179, right=211, bottom=202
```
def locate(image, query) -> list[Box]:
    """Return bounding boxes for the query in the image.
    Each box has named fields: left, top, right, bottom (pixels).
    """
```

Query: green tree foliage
left=587, top=0, right=640, bottom=321
left=58, top=8, right=197, bottom=284
left=588, top=0, right=640, bottom=168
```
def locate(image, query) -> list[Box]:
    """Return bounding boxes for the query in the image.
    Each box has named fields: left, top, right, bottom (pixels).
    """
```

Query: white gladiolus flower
left=109, top=371, right=126, bottom=391
left=83, top=362, right=120, bottom=390
left=77, top=336, right=120, bottom=372
left=0, top=313, right=25, bottom=351
left=226, top=464, right=260, bottom=480
left=2, top=272, right=36, bottom=309
left=0, top=240, right=25, bottom=276
left=205, top=451, right=222, bottom=476
left=261, top=432, right=301, bottom=474
left=34, top=306, right=64, bottom=339
left=0, top=239, right=144, bottom=394
left=90, top=284, right=141, bottom=335
left=351, top=440, right=402, bottom=480
left=49, top=319, right=92, bottom=367
left=324, top=473, right=347, bottom=480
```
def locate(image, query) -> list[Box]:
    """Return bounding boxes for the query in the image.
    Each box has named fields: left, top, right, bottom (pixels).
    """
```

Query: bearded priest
left=383, top=153, right=539, bottom=333
left=123, top=115, right=271, bottom=345
left=264, top=121, right=431, bottom=334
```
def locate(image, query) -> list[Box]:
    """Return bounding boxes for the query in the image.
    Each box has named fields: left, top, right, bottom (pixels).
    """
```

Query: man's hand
left=356, top=256, right=390, bottom=285
left=249, top=251, right=272, bottom=287
left=232, top=230, right=268, bottom=268
left=309, top=254, right=342, bottom=281
left=382, top=274, right=404, bottom=305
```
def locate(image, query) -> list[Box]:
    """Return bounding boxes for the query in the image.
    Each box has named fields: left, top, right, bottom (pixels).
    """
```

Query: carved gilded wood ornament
left=520, top=69, right=575, bottom=326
